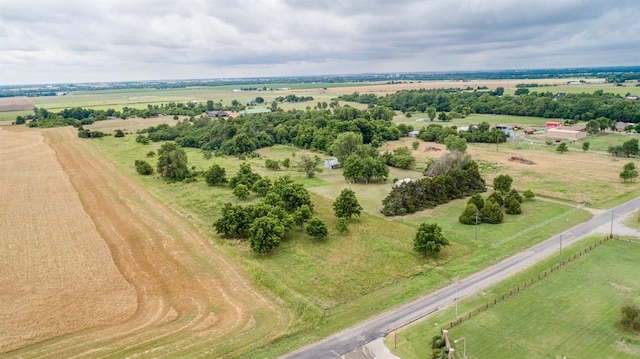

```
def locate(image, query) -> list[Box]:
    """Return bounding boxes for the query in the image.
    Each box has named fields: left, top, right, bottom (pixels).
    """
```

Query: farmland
left=387, top=237, right=640, bottom=359
left=3, top=78, right=640, bottom=357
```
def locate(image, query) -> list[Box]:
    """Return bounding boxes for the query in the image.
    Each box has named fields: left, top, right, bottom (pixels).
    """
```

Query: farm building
left=207, top=111, right=229, bottom=118
left=546, top=127, right=587, bottom=141
left=616, top=122, right=635, bottom=132
left=495, top=124, right=515, bottom=140
left=545, top=121, right=563, bottom=128
left=239, top=107, right=271, bottom=115
left=324, top=157, right=339, bottom=169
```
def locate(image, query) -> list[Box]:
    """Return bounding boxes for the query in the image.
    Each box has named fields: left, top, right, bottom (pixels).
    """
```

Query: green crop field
left=387, top=238, right=640, bottom=359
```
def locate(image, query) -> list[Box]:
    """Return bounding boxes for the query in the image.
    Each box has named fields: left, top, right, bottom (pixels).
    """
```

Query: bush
left=233, top=184, right=250, bottom=200
left=146, top=151, right=155, bottom=157
left=488, top=192, right=504, bottom=207
left=306, top=217, right=328, bottom=240
left=336, top=217, right=349, bottom=234
left=523, top=189, right=535, bottom=200
left=204, top=164, right=228, bottom=186
left=114, top=129, right=125, bottom=137
left=134, top=160, right=154, bottom=175
left=265, top=158, right=280, bottom=170
left=459, top=203, right=480, bottom=225
left=621, top=304, right=640, bottom=331
left=481, top=199, right=504, bottom=224
left=505, top=197, right=522, bottom=215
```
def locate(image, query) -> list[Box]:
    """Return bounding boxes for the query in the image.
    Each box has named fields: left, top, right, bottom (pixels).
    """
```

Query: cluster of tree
left=381, top=153, right=486, bottom=216
left=77, top=128, right=108, bottom=138
left=339, top=88, right=640, bottom=123
left=134, top=160, right=153, bottom=175
left=22, top=100, right=237, bottom=127
left=459, top=175, right=533, bottom=225
left=330, top=132, right=390, bottom=183
left=418, top=122, right=507, bottom=145
left=381, top=146, right=416, bottom=169
left=608, top=138, right=640, bottom=158
left=274, top=94, right=314, bottom=103
left=214, top=175, right=325, bottom=253
left=133, top=106, right=400, bottom=157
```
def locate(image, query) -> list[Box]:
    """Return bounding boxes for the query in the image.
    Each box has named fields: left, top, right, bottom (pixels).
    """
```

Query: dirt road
left=1, top=127, right=288, bottom=358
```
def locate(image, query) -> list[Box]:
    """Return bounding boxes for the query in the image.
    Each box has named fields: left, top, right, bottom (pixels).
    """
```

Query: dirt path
left=2, top=127, right=288, bottom=358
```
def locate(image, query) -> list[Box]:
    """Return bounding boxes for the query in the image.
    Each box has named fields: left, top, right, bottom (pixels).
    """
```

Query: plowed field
left=0, top=127, right=287, bottom=358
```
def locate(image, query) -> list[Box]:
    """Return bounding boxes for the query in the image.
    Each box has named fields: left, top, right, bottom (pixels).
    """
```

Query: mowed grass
left=84, top=128, right=595, bottom=357
left=387, top=238, right=640, bottom=359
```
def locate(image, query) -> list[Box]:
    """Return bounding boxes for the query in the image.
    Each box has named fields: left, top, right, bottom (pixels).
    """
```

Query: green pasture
left=86, top=132, right=592, bottom=357
left=387, top=238, right=640, bottom=359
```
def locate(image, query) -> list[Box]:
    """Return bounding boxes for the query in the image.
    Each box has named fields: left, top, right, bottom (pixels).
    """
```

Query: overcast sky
left=1, top=0, right=639, bottom=85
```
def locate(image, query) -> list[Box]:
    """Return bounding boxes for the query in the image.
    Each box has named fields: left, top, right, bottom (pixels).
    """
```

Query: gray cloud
left=1, top=0, right=639, bottom=85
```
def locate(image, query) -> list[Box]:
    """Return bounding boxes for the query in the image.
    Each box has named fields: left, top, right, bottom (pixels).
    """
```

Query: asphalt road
left=281, top=197, right=640, bottom=359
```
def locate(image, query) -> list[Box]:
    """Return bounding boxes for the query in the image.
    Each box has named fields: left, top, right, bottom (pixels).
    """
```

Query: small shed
left=408, top=130, right=420, bottom=137
left=324, top=157, right=339, bottom=169
left=545, top=121, right=563, bottom=128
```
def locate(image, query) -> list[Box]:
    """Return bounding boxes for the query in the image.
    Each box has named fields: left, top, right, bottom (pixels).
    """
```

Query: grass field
left=82, top=130, right=595, bottom=356
left=386, top=238, right=640, bottom=359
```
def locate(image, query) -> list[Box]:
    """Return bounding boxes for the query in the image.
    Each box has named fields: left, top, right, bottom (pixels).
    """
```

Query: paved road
left=281, top=197, right=640, bottom=359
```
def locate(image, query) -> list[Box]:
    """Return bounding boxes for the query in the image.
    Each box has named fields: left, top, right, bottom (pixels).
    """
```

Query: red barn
left=545, top=121, right=563, bottom=128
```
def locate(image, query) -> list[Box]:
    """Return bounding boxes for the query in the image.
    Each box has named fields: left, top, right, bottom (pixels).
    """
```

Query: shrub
left=523, top=189, right=535, bottom=200
left=233, top=184, right=250, bottom=200
left=336, top=217, right=349, bottom=234
left=306, top=217, right=328, bottom=240
left=134, top=160, right=153, bottom=175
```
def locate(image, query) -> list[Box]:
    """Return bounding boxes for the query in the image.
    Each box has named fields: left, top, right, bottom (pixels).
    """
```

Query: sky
left=1, top=0, right=640, bottom=85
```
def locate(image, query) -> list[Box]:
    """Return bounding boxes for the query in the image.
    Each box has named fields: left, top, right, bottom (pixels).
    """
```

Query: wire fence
left=490, top=207, right=580, bottom=248
left=443, top=235, right=612, bottom=332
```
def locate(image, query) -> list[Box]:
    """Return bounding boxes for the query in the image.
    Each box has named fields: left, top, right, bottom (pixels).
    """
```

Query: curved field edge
left=81, top=133, right=593, bottom=357
left=3, top=127, right=290, bottom=358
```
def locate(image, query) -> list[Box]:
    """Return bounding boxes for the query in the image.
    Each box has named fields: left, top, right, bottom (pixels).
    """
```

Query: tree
left=481, top=199, right=504, bottom=224
left=114, top=129, right=125, bottom=137
left=620, top=162, right=639, bottom=182
left=255, top=96, right=265, bottom=104
left=267, top=176, right=313, bottom=213
left=333, top=189, right=363, bottom=220
left=459, top=203, right=480, bottom=225
left=265, top=158, right=280, bottom=170
left=556, top=142, right=569, bottom=153
left=444, top=134, right=467, bottom=153
left=426, top=106, right=437, bottom=122
left=505, top=197, right=522, bottom=214
left=305, top=217, right=328, bottom=240
left=251, top=178, right=272, bottom=197
left=331, top=132, right=363, bottom=163
left=582, top=141, right=590, bottom=152
left=292, top=204, right=312, bottom=227
left=413, top=223, right=449, bottom=256
left=335, top=217, right=349, bottom=234
left=156, top=142, right=189, bottom=180
left=437, top=112, right=450, bottom=122
left=491, top=87, right=504, bottom=96
left=621, top=304, right=640, bottom=331
left=505, top=189, right=523, bottom=203
left=204, top=164, right=227, bottom=186
left=229, top=163, right=262, bottom=189
left=300, top=155, right=323, bottom=178
left=134, top=160, right=153, bottom=175
left=233, top=184, right=250, bottom=199
left=487, top=192, right=504, bottom=206
left=412, top=141, right=420, bottom=150
left=493, top=174, right=513, bottom=194
left=621, top=138, right=639, bottom=157
left=468, top=193, right=485, bottom=210
left=523, top=189, right=535, bottom=200
left=281, top=158, right=290, bottom=168
left=250, top=215, right=285, bottom=254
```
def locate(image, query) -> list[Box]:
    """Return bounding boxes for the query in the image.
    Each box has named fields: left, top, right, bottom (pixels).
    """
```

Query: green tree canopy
left=620, top=162, right=639, bottom=182
left=444, top=134, right=467, bottom=153
left=204, top=164, right=228, bottom=186
left=134, top=160, right=153, bottom=175
left=156, top=142, right=189, bottom=180
left=493, top=174, right=513, bottom=194
left=556, top=142, right=569, bottom=153
left=333, top=188, right=363, bottom=220
left=459, top=203, right=480, bottom=225
left=331, top=132, right=363, bottom=164
left=413, top=223, right=449, bottom=256
left=250, top=215, right=285, bottom=254
left=305, top=217, right=328, bottom=240
left=480, top=199, right=504, bottom=224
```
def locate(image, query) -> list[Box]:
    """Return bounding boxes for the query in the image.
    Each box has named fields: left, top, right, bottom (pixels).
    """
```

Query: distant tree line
left=339, top=88, right=640, bottom=123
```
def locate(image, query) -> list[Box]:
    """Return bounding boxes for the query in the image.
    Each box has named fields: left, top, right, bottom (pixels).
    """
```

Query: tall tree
left=333, top=188, right=363, bottom=220
left=620, top=162, right=639, bottom=182
left=413, top=223, right=449, bottom=256
left=493, top=174, right=513, bottom=194
left=156, top=142, right=189, bottom=180
left=299, top=155, right=323, bottom=178
left=331, top=132, right=363, bottom=164
left=249, top=215, right=285, bottom=254
left=426, top=106, right=437, bottom=122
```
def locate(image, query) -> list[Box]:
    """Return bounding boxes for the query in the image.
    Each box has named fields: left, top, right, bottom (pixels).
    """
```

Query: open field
left=0, top=127, right=136, bottom=353
left=1, top=126, right=289, bottom=358
left=387, top=238, right=640, bottom=359
left=82, top=130, right=593, bottom=356
left=0, top=97, right=34, bottom=111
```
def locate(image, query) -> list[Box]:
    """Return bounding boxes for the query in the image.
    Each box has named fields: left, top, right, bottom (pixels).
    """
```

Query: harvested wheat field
left=0, top=97, right=35, bottom=111
left=0, top=126, right=288, bottom=358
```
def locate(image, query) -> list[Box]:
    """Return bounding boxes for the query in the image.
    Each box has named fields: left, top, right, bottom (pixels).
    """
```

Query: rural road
left=281, top=197, right=640, bottom=359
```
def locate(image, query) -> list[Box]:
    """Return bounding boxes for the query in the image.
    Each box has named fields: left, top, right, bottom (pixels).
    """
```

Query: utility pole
left=474, top=211, right=479, bottom=241
left=453, top=275, right=460, bottom=319
left=610, top=210, right=614, bottom=238
left=559, top=234, right=563, bottom=264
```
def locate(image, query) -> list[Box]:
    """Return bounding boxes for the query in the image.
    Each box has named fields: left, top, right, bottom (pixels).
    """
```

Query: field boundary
left=443, top=235, right=612, bottom=332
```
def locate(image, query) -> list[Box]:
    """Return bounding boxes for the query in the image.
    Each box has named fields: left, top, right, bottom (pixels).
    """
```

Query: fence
left=443, top=235, right=611, bottom=332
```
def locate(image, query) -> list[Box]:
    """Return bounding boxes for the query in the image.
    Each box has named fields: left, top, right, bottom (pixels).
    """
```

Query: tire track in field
left=5, top=127, right=289, bottom=358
